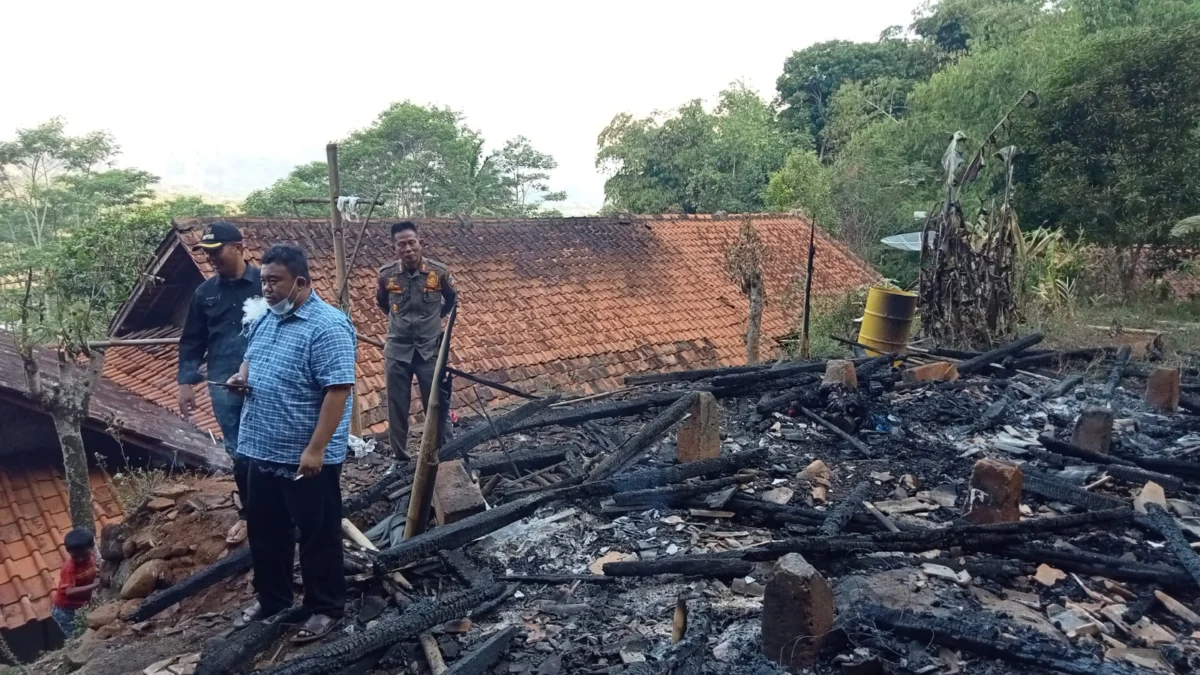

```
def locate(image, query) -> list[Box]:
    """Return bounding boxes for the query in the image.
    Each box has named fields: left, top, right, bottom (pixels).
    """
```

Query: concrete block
left=761, top=553, right=834, bottom=668
left=964, top=458, right=1022, bottom=525
left=433, top=460, right=486, bottom=526
left=677, top=391, right=720, bottom=463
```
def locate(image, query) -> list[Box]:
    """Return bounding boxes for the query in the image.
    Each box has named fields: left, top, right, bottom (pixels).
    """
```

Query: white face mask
left=268, top=278, right=304, bottom=316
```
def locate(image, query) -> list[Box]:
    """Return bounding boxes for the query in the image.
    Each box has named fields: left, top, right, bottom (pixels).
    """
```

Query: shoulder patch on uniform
left=378, top=261, right=398, bottom=273
left=424, top=258, right=449, bottom=271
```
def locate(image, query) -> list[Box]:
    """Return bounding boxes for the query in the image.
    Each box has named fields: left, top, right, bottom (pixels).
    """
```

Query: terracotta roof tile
left=107, top=214, right=876, bottom=434
left=0, top=464, right=122, bottom=630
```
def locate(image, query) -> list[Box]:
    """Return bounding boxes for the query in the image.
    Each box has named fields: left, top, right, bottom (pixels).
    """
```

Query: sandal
left=291, top=613, right=340, bottom=645
left=232, top=601, right=264, bottom=629
left=225, top=520, right=248, bottom=546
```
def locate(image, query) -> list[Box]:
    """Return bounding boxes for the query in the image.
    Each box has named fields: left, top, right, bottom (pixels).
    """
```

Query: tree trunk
left=746, top=272, right=763, bottom=364
left=53, top=414, right=95, bottom=530
left=17, top=338, right=105, bottom=533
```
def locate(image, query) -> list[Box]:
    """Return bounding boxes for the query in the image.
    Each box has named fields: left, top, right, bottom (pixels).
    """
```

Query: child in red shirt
left=51, top=529, right=98, bottom=638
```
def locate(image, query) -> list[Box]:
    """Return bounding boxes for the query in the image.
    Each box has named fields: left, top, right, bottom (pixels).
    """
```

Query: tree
left=496, top=136, right=567, bottom=216
left=243, top=102, right=564, bottom=218
left=0, top=118, right=155, bottom=249
left=1025, top=20, right=1200, bottom=293
left=775, top=37, right=941, bottom=147
left=0, top=120, right=164, bottom=530
left=597, top=84, right=794, bottom=214
left=724, top=219, right=767, bottom=363
left=765, top=150, right=837, bottom=226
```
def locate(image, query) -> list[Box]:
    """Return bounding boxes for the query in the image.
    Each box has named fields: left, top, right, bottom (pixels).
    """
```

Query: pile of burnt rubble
left=112, top=333, right=1200, bottom=675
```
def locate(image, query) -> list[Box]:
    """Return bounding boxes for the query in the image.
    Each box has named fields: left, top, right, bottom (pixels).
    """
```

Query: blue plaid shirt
left=237, top=293, right=357, bottom=465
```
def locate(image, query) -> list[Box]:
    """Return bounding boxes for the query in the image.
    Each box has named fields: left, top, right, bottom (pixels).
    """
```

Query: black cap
left=192, top=222, right=243, bottom=250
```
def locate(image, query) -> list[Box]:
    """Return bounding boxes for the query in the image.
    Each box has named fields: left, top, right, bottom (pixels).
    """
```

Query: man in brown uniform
left=376, top=221, right=458, bottom=462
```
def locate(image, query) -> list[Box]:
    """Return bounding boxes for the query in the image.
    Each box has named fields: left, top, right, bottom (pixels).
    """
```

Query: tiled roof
left=0, top=465, right=122, bottom=630
left=0, top=334, right=226, bottom=470
left=107, top=214, right=878, bottom=436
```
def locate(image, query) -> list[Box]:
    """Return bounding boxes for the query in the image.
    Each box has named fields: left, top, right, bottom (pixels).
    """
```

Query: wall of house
left=0, top=408, right=60, bottom=457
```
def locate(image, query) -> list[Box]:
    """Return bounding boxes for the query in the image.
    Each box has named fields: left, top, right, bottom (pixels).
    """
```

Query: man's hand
left=298, top=445, right=325, bottom=477
left=177, top=384, right=196, bottom=415
left=226, top=372, right=250, bottom=397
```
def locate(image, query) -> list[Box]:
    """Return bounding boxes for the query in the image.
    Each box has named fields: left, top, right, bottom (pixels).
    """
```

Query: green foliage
left=764, top=150, right=836, bottom=226
left=775, top=37, right=941, bottom=144
left=496, top=136, right=567, bottom=216
left=597, top=83, right=795, bottom=214
left=0, top=119, right=225, bottom=343
left=0, top=118, right=156, bottom=250
left=242, top=102, right=564, bottom=218
left=1026, top=20, right=1200, bottom=246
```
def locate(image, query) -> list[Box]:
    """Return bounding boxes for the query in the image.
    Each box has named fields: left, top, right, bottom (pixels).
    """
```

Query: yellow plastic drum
left=858, top=286, right=918, bottom=356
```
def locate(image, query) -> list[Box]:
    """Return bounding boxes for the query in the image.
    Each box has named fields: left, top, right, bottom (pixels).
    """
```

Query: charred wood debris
left=122, top=334, right=1200, bottom=675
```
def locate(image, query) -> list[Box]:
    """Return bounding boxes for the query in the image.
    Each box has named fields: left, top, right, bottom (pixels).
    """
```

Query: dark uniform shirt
left=375, top=258, right=457, bottom=363
left=177, top=265, right=263, bottom=384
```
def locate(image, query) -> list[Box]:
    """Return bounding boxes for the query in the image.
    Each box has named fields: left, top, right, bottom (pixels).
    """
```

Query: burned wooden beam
left=1000, top=545, right=1194, bottom=587
left=128, top=546, right=252, bottom=622
left=508, top=391, right=686, bottom=434
left=1102, top=344, right=1133, bottom=399
left=1145, top=503, right=1200, bottom=588
left=588, top=392, right=699, bottom=481
left=820, top=481, right=872, bottom=536
left=442, top=626, right=518, bottom=675
left=722, top=494, right=877, bottom=531
left=195, top=606, right=306, bottom=675
left=854, top=354, right=894, bottom=379
left=625, top=363, right=771, bottom=386
left=1038, top=436, right=1184, bottom=490
left=602, top=555, right=754, bottom=579
left=1021, top=466, right=1130, bottom=512
left=612, top=475, right=753, bottom=507
left=797, top=407, right=872, bottom=455
left=956, top=333, right=1044, bottom=375
left=754, top=377, right=819, bottom=415
left=469, top=446, right=569, bottom=476
left=441, top=395, right=561, bottom=462
left=1041, top=374, right=1084, bottom=400
left=260, top=583, right=507, bottom=675
left=849, top=604, right=1132, bottom=675
left=499, top=574, right=616, bottom=585
left=376, top=494, right=552, bottom=569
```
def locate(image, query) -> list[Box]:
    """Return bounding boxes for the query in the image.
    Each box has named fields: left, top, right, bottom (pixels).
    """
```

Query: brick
left=964, top=458, right=1022, bottom=525
left=677, top=392, right=720, bottom=464
left=432, top=460, right=487, bottom=526
left=1145, top=368, right=1181, bottom=413
left=821, top=360, right=858, bottom=389
left=902, top=361, right=959, bottom=383
left=1072, top=407, right=1114, bottom=454
left=761, top=553, right=834, bottom=668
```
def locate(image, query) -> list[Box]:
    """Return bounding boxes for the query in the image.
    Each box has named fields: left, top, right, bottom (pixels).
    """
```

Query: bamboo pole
left=403, top=306, right=457, bottom=539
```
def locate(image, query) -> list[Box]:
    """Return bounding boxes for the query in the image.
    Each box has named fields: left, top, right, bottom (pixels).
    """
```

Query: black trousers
left=386, top=354, right=452, bottom=461
left=246, top=459, right=345, bottom=618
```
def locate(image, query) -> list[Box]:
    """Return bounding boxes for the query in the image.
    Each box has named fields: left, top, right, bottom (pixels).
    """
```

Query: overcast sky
left=7, top=0, right=924, bottom=215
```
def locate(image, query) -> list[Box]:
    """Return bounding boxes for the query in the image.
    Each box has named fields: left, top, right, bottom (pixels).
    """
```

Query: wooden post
left=800, top=217, right=816, bottom=359
left=326, top=143, right=364, bottom=436
left=404, top=306, right=457, bottom=539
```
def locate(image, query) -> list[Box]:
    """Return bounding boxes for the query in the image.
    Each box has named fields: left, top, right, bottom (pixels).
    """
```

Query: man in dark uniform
left=178, top=222, right=262, bottom=545
left=376, top=221, right=457, bottom=463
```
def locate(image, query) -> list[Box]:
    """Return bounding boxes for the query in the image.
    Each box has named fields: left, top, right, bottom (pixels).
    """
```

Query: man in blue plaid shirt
left=226, top=243, right=355, bottom=644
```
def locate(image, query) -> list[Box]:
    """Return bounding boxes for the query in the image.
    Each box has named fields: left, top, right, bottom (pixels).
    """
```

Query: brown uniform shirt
left=376, top=257, right=457, bottom=364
